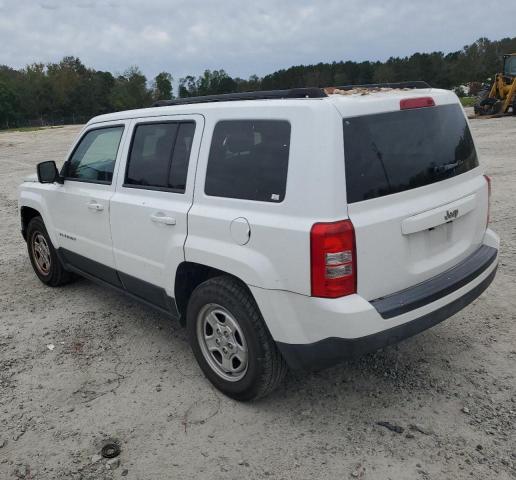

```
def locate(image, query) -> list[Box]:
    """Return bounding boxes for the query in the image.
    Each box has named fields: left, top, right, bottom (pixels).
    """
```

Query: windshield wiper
left=433, top=161, right=458, bottom=174
left=371, top=141, right=392, bottom=191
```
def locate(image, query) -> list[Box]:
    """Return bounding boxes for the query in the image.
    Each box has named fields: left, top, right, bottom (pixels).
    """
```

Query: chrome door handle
left=150, top=213, right=176, bottom=225
left=87, top=201, right=104, bottom=212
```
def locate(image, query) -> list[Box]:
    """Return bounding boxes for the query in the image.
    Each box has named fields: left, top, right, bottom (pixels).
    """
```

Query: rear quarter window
left=205, top=120, right=291, bottom=202
left=343, top=104, right=479, bottom=203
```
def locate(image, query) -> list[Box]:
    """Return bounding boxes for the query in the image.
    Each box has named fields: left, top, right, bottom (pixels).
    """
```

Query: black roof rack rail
left=333, top=81, right=431, bottom=91
left=153, top=87, right=327, bottom=107
left=151, top=82, right=431, bottom=108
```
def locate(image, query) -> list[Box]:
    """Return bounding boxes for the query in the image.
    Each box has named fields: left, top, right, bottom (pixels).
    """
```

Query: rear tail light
left=310, top=220, right=356, bottom=298
left=400, top=97, right=435, bottom=110
left=484, top=174, right=491, bottom=227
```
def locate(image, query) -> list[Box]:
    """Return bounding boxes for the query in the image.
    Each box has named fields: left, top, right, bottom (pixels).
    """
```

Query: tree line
left=1, top=36, right=515, bottom=128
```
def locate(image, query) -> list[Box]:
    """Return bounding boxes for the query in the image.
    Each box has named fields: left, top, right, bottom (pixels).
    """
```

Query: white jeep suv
left=18, top=84, right=499, bottom=400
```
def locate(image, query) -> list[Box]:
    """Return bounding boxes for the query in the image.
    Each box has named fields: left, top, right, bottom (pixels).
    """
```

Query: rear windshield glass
left=343, top=104, right=479, bottom=203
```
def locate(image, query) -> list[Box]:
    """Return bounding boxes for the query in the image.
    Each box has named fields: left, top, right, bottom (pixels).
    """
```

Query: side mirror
left=37, top=161, right=59, bottom=184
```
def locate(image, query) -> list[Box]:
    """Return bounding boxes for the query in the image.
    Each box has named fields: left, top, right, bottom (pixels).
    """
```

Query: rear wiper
left=371, top=141, right=392, bottom=190
left=433, top=162, right=458, bottom=174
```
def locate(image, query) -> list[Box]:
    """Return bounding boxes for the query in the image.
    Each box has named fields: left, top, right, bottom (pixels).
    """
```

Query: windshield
left=343, top=104, right=478, bottom=203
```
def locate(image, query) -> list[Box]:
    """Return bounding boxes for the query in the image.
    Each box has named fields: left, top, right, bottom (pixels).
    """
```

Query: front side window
left=205, top=120, right=291, bottom=202
left=125, top=121, right=195, bottom=192
left=67, top=126, right=124, bottom=183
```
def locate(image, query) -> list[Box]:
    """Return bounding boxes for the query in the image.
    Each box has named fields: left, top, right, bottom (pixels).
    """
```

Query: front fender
left=18, top=183, right=61, bottom=248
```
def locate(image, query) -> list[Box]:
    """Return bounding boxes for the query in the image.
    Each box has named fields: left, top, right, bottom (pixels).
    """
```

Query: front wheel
left=26, top=217, right=74, bottom=287
left=186, top=276, right=287, bottom=401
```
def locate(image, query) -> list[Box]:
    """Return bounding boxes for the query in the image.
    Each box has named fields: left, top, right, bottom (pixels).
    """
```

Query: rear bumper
left=276, top=266, right=496, bottom=370
left=251, top=229, right=499, bottom=370
left=370, top=244, right=497, bottom=319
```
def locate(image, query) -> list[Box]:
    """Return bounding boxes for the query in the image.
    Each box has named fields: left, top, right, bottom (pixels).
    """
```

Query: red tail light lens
left=400, top=97, right=435, bottom=110
left=310, top=220, right=356, bottom=298
left=484, top=174, right=491, bottom=227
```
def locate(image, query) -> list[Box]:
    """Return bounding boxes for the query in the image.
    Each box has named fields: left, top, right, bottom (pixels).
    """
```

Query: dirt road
left=0, top=117, right=515, bottom=480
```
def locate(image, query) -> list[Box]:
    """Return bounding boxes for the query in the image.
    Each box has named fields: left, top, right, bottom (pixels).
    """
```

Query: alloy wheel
left=196, top=303, right=248, bottom=382
left=31, top=232, right=51, bottom=275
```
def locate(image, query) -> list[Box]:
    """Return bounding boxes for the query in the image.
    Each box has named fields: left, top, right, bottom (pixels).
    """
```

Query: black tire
left=474, top=86, right=491, bottom=115
left=26, top=216, right=74, bottom=287
left=484, top=98, right=503, bottom=115
left=186, top=276, right=287, bottom=401
left=477, top=98, right=503, bottom=116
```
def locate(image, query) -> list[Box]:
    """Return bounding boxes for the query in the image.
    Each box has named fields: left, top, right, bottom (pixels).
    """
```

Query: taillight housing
left=484, top=174, right=491, bottom=227
left=310, top=220, right=356, bottom=298
left=400, top=97, right=435, bottom=110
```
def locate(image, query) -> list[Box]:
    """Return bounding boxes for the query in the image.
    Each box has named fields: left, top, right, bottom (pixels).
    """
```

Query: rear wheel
left=186, top=276, right=287, bottom=401
left=27, top=217, right=74, bottom=287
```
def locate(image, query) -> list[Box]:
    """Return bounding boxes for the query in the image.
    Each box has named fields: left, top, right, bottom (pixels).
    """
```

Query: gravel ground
left=0, top=116, right=515, bottom=480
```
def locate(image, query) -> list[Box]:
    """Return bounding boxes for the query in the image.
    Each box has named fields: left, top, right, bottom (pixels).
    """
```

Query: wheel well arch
left=174, top=262, right=253, bottom=325
left=20, top=206, right=41, bottom=240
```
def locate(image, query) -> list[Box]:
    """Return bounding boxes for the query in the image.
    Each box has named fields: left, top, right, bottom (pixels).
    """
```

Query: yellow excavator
left=474, top=53, right=516, bottom=116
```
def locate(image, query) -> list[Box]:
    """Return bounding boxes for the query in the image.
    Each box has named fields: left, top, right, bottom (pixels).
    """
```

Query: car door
left=49, top=122, right=128, bottom=285
left=110, top=115, right=203, bottom=310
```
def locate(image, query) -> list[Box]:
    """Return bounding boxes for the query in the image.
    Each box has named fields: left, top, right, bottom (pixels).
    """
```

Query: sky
left=1, top=0, right=515, bottom=82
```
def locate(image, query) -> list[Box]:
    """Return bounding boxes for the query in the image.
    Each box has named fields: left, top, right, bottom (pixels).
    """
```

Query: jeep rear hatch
left=342, top=102, right=489, bottom=301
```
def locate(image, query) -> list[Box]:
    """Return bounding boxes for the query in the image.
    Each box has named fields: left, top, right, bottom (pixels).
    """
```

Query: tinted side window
left=125, top=122, right=195, bottom=192
left=126, top=123, right=178, bottom=188
left=68, top=126, right=124, bottom=183
left=169, top=123, right=195, bottom=191
left=205, top=120, right=291, bottom=202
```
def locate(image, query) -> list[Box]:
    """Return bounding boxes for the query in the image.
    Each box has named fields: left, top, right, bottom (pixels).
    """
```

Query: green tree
left=2, top=35, right=516, bottom=130
left=179, top=70, right=236, bottom=97
left=46, top=56, right=90, bottom=117
left=90, top=71, right=116, bottom=115
left=153, top=72, right=173, bottom=100
left=0, top=80, right=16, bottom=127
left=178, top=75, right=197, bottom=97
left=20, top=63, right=54, bottom=120
left=110, top=66, right=152, bottom=111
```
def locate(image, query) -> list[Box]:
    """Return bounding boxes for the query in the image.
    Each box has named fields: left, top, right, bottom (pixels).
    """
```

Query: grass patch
left=0, top=126, right=64, bottom=133
left=460, top=97, right=476, bottom=107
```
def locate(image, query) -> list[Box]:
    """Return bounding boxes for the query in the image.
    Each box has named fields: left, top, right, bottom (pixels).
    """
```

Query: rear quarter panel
left=185, top=101, right=347, bottom=295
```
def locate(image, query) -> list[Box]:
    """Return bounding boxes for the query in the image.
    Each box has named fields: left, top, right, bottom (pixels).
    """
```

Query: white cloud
left=141, top=27, right=171, bottom=45
left=0, top=0, right=514, bottom=80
